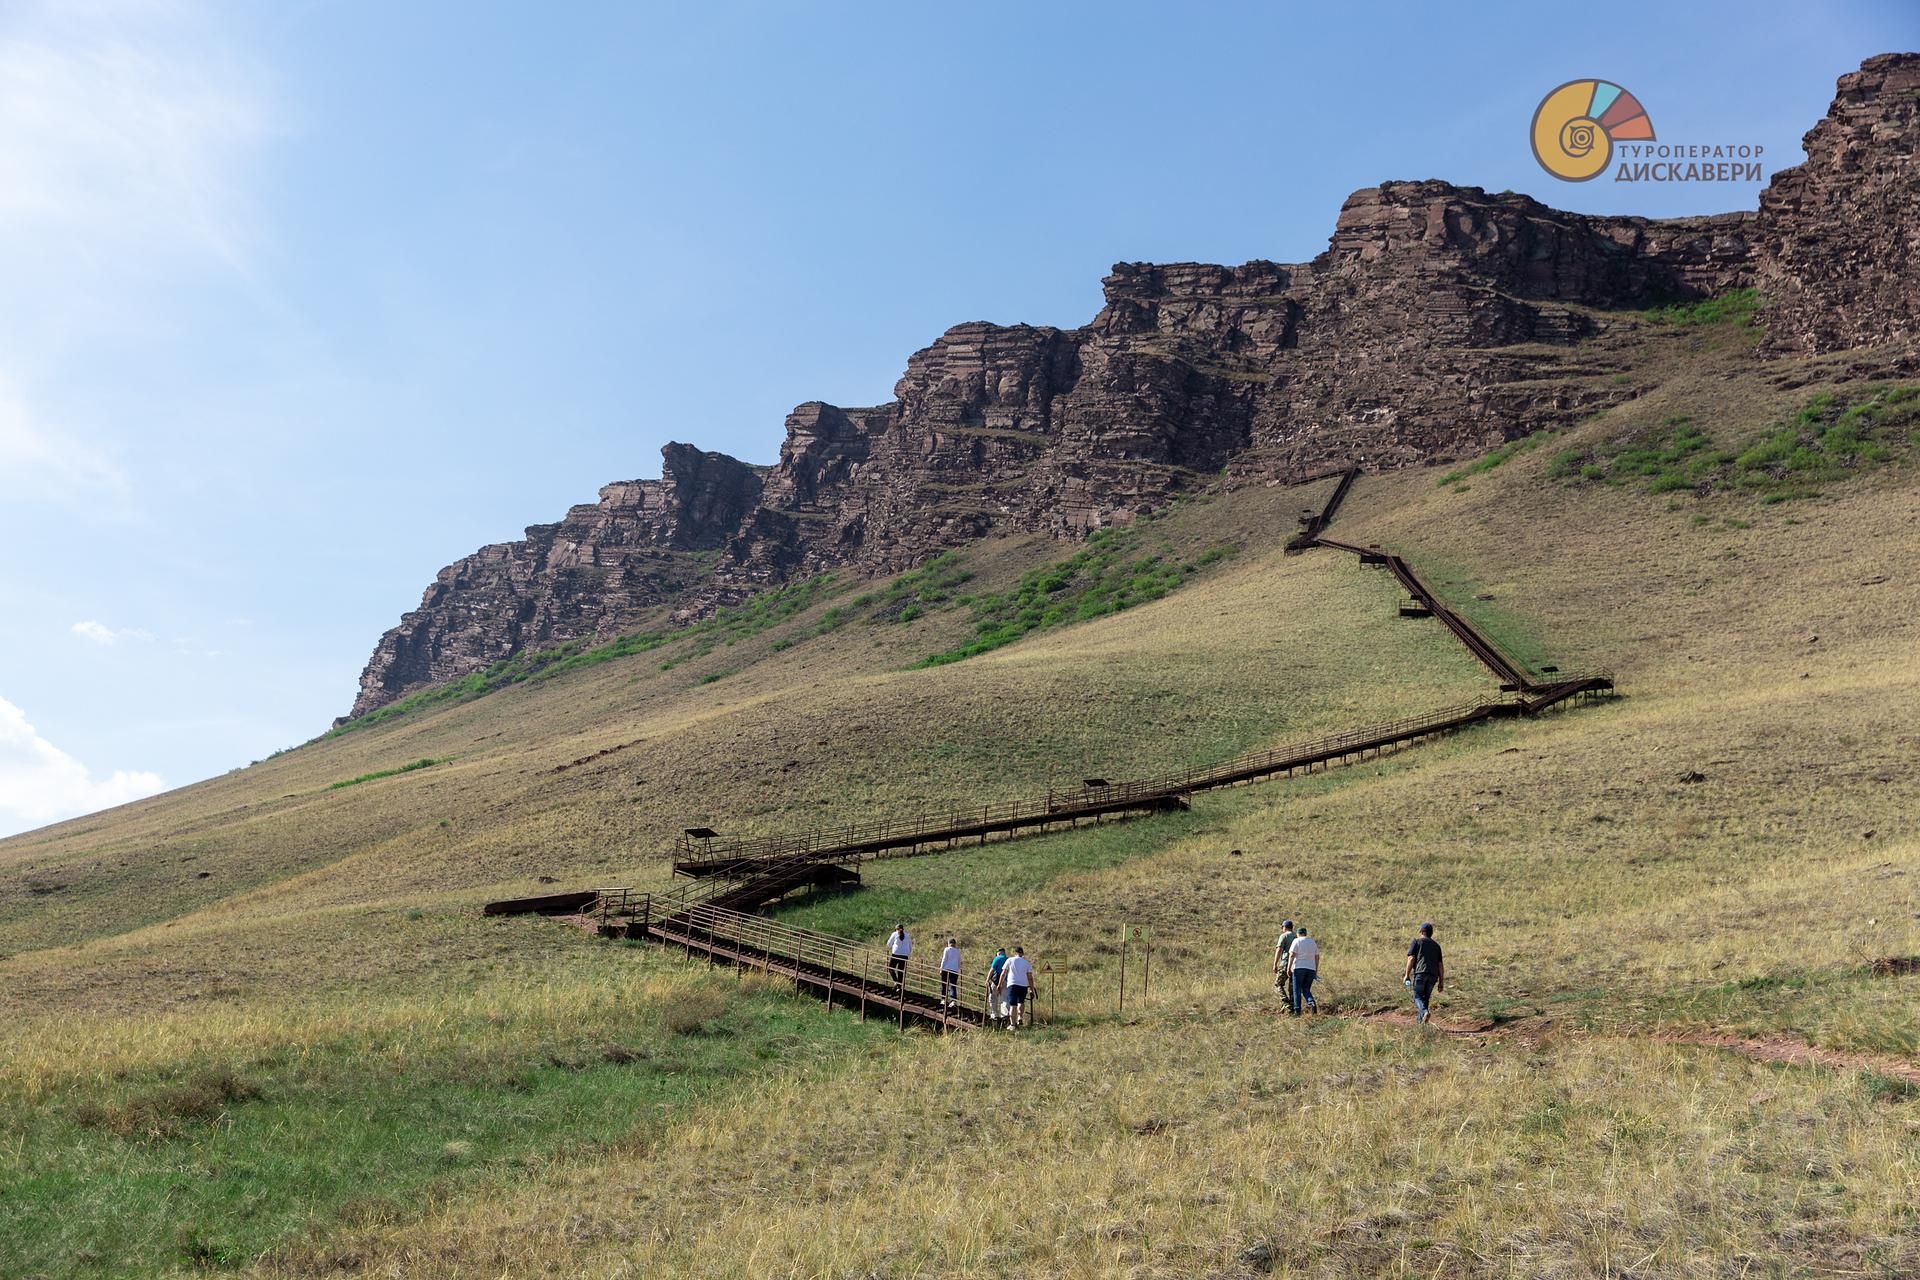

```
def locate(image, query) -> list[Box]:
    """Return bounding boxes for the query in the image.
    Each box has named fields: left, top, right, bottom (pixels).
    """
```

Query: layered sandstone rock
left=350, top=446, right=763, bottom=715
left=347, top=54, right=1918, bottom=719
left=1757, top=52, right=1920, bottom=354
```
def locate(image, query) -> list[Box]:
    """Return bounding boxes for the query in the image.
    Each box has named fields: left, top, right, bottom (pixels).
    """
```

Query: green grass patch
left=847, top=551, right=975, bottom=624
left=704, top=574, right=840, bottom=642
left=0, top=965, right=889, bottom=1279
left=1548, top=415, right=1723, bottom=495
left=1404, top=559, right=1556, bottom=675
left=1862, top=1071, right=1919, bottom=1104
left=1548, top=386, right=1918, bottom=503
left=1436, top=428, right=1555, bottom=487
left=327, top=757, right=442, bottom=790
left=914, top=529, right=1236, bottom=668
left=1643, top=286, right=1762, bottom=328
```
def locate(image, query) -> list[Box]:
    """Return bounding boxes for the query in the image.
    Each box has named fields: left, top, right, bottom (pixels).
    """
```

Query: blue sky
left=1, top=0, right=1913, bottom=836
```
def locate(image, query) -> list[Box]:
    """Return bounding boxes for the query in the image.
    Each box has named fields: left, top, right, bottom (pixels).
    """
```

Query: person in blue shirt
left=987, top=947, right=1010, bottom=1026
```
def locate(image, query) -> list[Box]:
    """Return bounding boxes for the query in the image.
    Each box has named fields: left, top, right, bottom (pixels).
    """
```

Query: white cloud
left=0, top=694, right=164, bottom=837
left=71, top=619, right=152, bottom=645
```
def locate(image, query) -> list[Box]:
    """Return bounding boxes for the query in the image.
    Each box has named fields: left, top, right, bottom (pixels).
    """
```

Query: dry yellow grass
left=3, top=315, right=1919, bottom=1277
left=264, top=1020, right=1920, bottom=1279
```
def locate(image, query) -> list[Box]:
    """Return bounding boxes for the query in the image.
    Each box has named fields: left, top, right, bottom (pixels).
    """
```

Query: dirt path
left=1649, top=1029, right=1920, bottom=1085
left=1355, top=1007, right=1920, bottom=1085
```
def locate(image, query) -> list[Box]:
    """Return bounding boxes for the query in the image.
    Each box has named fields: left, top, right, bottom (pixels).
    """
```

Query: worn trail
left=1352, top=1007, right=1920, bottom=1085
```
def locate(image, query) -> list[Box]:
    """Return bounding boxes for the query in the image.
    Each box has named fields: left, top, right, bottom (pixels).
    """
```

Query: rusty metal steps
left=706, top=860, right=857, bottom=912
left=1285, top=465, right=1361, bottom=552
left=668, top=469, right=1613, bottom=882
left=1314, top=535, right=1585, bottom=695
left=569, top=896, right=993, bottom=1032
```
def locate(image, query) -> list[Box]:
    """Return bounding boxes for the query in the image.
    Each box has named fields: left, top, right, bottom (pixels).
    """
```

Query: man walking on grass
left=1404, top=921, right=1445, bottom=1023
left=1286, top=929, right=1319, bottom=1016
left=1273, top=920, right=1297, bottom=994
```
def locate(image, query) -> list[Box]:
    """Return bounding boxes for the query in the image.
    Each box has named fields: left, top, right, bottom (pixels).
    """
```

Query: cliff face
left=348, top=54, right=1919, bottom=719
left=352, top=445, right=764, bottom=713
left=1757, top=53, right=1920, bottom=354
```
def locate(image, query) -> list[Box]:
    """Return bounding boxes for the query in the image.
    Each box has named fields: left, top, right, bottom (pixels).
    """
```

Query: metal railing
left=1314, top=535, right=1612, bottom=696
left=629, top=898, right=1035, bottom=1030
left=666, top=470, right=1628, bottom=876
left=672, top=693, right=1519, bottom=872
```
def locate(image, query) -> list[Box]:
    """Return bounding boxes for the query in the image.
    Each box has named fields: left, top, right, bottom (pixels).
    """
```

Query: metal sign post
left=1117, top=923, right=1152, bottom=1014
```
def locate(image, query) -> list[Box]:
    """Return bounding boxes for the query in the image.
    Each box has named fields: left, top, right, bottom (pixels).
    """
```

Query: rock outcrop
left=1757, top=53, right=1920, bottom=354
left=351, top=445, right=764, bottom=714
left=348, top=54, right=1919, bottom=719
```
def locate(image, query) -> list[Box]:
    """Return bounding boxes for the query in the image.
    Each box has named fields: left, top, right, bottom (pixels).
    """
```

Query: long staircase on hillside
left=485, top=465, right=1616, bottom=1031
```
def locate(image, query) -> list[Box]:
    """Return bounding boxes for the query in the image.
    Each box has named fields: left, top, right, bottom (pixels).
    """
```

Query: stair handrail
left=649, top=899, right=980, bottom=1018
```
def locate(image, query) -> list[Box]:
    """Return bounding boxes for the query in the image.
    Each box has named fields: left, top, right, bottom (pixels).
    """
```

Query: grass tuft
left=328, top=758, right=442, bottom=790
left=1437, top=429, right=1555, bottom=487
left=71, top=1068, right=263, bottom=1141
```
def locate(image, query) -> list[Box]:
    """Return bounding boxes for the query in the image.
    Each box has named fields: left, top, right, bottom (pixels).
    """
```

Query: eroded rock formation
left=1757, top=53, right=1920, bottom=354
left=348, top=54, right=1919, bottom=719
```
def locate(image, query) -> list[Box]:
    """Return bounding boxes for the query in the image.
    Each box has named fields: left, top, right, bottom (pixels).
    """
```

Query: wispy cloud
left=0, top=0, right=272, bottom=275
left=0, top=370, right=130, bottom=504
left=0, top=0, right=271, bottom=510
left=71, top=619, right=153, bottom=645
left=0, top=694, right=164, bottom=837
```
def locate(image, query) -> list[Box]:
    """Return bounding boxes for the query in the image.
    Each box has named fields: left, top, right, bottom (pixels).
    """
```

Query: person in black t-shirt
left=1403, top=922, right=1445, bottom=1024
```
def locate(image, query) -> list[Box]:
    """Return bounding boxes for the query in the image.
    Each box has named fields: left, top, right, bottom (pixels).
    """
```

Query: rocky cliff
left=349, top=54, right=1919, bottom=719
left=1756, top=53, right=1920, bottom=354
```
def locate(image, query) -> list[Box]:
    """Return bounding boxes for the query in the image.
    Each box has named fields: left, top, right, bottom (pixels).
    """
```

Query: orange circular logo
left=1531, top=80, right=1656, bottom=181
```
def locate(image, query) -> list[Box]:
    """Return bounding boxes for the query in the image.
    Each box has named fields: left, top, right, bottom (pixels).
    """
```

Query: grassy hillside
left=3, top=308, right=1918, bottom=1278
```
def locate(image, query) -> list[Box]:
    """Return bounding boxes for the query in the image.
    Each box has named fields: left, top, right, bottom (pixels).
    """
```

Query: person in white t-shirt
left=886, top=925, right=911, bottom=988
left=939, top=938, right=962, bottom=1010
left=1286, top=930, right=1319, bottom=1016
left=1002, top=946, right=1035, bottom=1029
